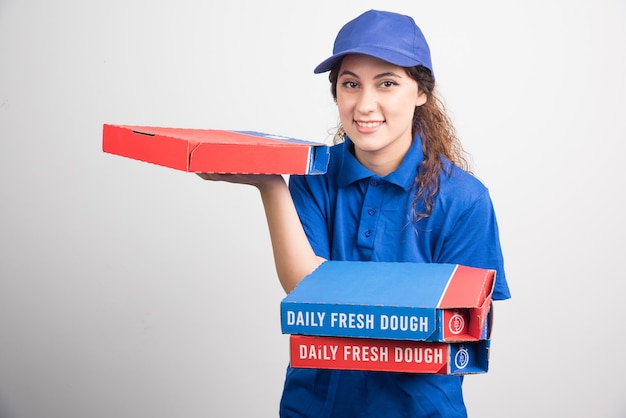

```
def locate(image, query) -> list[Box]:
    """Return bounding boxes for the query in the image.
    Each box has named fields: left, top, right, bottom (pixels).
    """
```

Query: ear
left=415, top=90, right=427, bottom=107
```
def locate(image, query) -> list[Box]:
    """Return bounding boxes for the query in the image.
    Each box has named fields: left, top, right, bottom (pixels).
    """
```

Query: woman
left=201, top=9, right=510, bottom=417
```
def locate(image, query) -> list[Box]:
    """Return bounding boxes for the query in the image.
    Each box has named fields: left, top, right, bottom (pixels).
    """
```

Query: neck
left=352, top=136, right=412, bottom=177
left=354, top=149, right=403, bottom=177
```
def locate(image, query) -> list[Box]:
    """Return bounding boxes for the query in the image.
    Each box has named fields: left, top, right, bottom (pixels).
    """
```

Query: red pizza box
left=290, top=334, right=490, bottom=375
left=102, top=124, right=330, bottom=175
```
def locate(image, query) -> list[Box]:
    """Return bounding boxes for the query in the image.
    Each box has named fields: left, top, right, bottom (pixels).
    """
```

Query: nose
left=356, top=87, right=377, bottom=114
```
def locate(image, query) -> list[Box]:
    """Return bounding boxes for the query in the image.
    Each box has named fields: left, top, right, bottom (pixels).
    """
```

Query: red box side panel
left=441, top=309, right=471, bottom=341
left=290, top=335, right=449, bottom=374
left=102, top=124, right=190, bottom=170
left=439, top=266, right=495, bottom=340
left=189, top=143, right=311, bottom=174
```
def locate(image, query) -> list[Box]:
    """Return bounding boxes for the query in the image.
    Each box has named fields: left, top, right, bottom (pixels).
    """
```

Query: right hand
left=196, top=173, right=285, bottom=190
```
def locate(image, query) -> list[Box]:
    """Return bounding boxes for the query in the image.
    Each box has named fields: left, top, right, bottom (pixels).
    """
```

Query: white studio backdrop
left=1, top=1, right=625, bottom=417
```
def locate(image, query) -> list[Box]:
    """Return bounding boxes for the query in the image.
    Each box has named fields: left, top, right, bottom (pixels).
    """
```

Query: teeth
left=356, top=121, right=383, bottom=128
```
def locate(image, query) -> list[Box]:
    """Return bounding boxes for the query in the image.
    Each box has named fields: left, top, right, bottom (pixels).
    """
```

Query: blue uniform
left=281, top=135, right=511, bottom=417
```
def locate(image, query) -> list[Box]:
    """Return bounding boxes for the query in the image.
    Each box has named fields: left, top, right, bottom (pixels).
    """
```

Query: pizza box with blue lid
left=281, top=261, right=495, bottom=342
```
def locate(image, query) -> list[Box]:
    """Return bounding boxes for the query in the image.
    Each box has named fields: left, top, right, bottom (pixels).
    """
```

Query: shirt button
left=368, top=209, right=376, bottom=216
left=364, top=230, right=372, bottom=237
left=370, top=179, right=378, bottom=186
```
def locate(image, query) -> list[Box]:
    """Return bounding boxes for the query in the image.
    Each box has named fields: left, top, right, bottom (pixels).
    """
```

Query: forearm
left=257, top=176, right=325, bottom=293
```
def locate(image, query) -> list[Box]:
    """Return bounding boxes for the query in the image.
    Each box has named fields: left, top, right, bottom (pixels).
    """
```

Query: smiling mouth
left=355, top=121, right=384, bottom=128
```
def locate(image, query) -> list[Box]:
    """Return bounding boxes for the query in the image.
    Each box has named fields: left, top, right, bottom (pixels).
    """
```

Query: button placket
left=357, top=177, right=384, bottom=249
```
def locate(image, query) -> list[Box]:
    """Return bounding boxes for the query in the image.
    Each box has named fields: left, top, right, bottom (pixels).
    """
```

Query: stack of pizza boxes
left=281, top=261, right=495, bottom=375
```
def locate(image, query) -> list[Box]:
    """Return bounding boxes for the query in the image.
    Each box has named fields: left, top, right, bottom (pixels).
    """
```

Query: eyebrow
left=339, top=70, right=403, bottom=79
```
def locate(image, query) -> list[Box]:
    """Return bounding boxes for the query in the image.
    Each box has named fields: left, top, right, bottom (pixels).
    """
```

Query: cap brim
left=313, top=54, right=347, bottom=74
left=313, top=47, right=428, bottom=74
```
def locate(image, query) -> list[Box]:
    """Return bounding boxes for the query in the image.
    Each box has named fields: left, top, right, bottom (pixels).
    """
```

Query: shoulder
left=327, top=141, right=347, bottom=172
left=438, top=161, right=493, bottom=208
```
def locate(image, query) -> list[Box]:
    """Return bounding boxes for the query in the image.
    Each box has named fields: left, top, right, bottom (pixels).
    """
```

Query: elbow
left=280, top=256, right=326, bottom=294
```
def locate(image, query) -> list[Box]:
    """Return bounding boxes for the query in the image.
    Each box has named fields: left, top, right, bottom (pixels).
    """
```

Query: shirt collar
left=336, top=134, right=425, bottom=191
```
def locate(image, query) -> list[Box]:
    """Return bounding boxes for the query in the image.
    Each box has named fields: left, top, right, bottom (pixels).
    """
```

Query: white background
left=1, top=1, right=625, bottom=417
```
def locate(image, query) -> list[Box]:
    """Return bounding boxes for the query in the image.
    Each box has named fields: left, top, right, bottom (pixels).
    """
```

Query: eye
left=340, top=80, right=359, bottom=89
left=380, top=80, right=399, bottom=88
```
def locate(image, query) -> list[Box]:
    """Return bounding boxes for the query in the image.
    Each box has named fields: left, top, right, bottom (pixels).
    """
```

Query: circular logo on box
left=448, top=312, right=465, bottom=335
left=454, top=346, right=470, bottom=370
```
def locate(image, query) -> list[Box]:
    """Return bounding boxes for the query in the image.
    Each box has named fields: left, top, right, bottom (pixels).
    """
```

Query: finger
left=196, top=173, right=221, bottom=181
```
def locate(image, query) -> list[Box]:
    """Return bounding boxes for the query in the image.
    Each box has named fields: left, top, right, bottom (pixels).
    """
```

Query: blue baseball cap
left=314, top=10, right=433, bottom=76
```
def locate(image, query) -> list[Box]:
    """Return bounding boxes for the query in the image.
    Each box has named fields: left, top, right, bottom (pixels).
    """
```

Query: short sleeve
left=436, top=188, right=511, bottom=300
left=288, top=174, right=332, bottom=259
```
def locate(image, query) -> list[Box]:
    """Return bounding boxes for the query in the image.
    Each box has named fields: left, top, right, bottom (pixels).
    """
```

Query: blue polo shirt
left=281, top=135, right=511, bottom=417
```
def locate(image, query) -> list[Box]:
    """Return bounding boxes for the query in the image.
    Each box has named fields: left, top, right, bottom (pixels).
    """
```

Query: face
left=336, top=54, right=426, bottom=175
